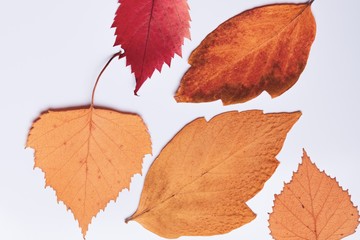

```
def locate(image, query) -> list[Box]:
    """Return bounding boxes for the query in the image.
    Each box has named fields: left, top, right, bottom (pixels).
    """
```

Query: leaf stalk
left=91, top=51, right=124, bottom=107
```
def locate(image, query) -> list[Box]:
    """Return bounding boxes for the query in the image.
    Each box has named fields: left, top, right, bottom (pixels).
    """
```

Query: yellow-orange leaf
left=269, top=150, right=360, bottom=240
left=26, top=107, right=151, bottom=236
left=127, top=110, right=301, bottom=238
left=175, top=2, right=316, bottom=105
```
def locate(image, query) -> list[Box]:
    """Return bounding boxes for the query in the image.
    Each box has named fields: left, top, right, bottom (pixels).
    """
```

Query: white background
left=1, top=0, right=359, bottom=239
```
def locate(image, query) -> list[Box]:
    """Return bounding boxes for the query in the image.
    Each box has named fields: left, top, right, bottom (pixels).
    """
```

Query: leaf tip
left=173, top=94, right=182, bottom=103
left=293, top=110, right=302, bottom=119
left=302, top=148, right=309, bottom=158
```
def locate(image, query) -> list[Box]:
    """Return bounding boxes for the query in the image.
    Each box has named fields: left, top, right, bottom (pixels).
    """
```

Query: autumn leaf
left=269, top=150, right=360, bottom=240
left=112, top=0, right=191, bottom=94
left=126, top=110, right=301, bottom=238
left=26, top=106, right=151, bottom=237
left=175, top=1, right=316, bottom=105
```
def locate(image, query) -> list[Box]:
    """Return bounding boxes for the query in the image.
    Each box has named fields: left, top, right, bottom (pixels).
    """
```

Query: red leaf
left=112, top=0, right=191, bottom=94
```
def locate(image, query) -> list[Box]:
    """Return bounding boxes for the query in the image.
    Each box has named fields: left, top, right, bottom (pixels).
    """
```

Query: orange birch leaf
left=126, top=110, right=301, bottom=238
left=269, top=150, right=360, bottom=240
left=26, top=107, right=151, bottom=237
left=175, top=2, right=316, bottom=105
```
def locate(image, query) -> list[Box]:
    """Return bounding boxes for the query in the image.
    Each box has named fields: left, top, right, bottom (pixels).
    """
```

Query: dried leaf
left=127, top=110, right=301, bottom=238
left=26, top=107, right=151, bottom=236
left=175, top=2, right=316, bottom=105
left=269, top=150, right=360, bottom=240
left=112, top=0, right=191, bottom=94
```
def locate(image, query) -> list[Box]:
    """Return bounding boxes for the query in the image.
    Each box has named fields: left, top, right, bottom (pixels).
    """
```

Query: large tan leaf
left=26, top=106, right=151, bottom=236
left=269, top=150, right=360, bottom=240
left=126, top=110, right=301, bottom=238
left=175, top=2, right=316, bottom=105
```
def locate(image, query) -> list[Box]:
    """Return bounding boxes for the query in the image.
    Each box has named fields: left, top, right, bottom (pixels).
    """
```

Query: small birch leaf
left=269, top=150, right=360, bottom=240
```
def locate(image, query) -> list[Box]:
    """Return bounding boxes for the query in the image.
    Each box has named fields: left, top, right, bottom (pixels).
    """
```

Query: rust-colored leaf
left=175, top=2, right=316, bottom=105
left=126, top=110, right=301, bottom=238
left=26, top=107, right=151, bottom=237
left=269, top=150, right=360, bottom=240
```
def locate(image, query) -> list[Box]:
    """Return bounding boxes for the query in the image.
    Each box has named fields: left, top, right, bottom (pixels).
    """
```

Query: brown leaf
left=269, top=150, right=360, bottom=240
left=175, top=2, right=316, bottom=105
left=126, top=110, right=301, bottom=238
left=26, top=106, right=151, bottom=236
